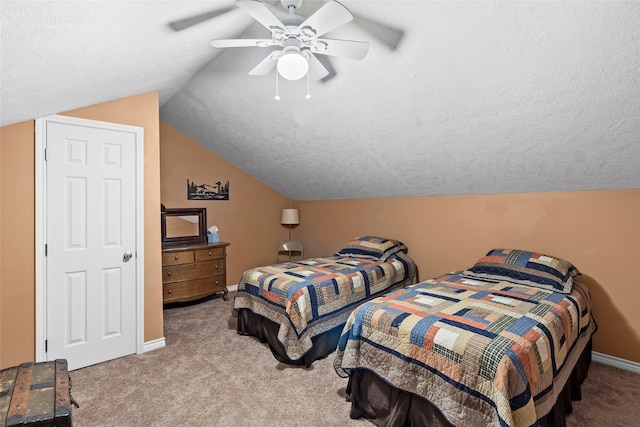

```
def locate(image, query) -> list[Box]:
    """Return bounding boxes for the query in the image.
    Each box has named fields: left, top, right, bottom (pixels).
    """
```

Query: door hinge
left=45, top=244, right=48, bottom=256
left=44, top=148, right=47, bottom=161
left=45, top=340, right=48, bottom=352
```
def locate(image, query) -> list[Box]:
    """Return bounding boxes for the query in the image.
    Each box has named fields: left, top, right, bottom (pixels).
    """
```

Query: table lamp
left=281, top=208, right=299, bottom=241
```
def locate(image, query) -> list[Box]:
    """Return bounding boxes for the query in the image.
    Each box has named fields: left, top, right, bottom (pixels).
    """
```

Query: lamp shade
left=281, top=208, right=300, bottom=225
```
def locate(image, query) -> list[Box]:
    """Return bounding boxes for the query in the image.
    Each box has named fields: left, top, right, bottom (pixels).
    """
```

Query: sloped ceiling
left=2, top=1, right=639, bottom=200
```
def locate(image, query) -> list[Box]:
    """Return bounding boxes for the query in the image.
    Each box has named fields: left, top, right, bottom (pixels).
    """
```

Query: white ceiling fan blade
left=308, top=53, right=329, bottom=81
left=298, top=0, right=353, bottom=37
left=211, top=39, right=274, bottom=48
left=236, top=0, right=287, bottom=31
left=312, top=54, right=336, bottom=82
left=314, top=38, right=369, bottom=60
left=168, top=6, right=236, bottom=31
left=352, top=13, right=405, bottom=51
left=249, top=53, right=278, bottom=75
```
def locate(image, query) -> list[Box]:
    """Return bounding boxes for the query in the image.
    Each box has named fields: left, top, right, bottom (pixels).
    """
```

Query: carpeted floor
left=70, top=294, right=640, bottom=426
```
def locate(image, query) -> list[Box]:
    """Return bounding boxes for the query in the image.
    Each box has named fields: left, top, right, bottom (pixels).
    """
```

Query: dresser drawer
left=195, top=247, right=224, bottom=261
left=163, top=275, right=226, bottom=303
left=162, top=259, right=223, bottom=282
left=162, top=250, right=195, bottom=265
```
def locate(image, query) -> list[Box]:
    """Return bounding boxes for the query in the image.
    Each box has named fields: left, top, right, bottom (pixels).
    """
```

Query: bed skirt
left=344, top=339, right=593, bottom=427
left=236, top=308, right=343, bottom=367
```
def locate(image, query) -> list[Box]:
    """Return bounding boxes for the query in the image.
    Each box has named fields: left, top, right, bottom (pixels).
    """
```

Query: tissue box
left=207, top=233, right=219, bottom=244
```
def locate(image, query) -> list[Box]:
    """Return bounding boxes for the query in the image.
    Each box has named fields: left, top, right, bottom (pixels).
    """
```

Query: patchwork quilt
left=234, top=252, right=416, bottom=360
left=334, top=272, right=596, bottom=427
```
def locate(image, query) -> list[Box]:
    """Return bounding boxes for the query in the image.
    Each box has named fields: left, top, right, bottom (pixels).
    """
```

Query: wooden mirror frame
left=161, top=207, right=207, bottom=248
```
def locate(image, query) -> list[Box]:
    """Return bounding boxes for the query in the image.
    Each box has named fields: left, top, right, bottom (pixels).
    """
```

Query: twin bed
left=233, top=236, right=417, bottom=366
left=234, top=243, right=596, bottom=426
left=334, top=248, right=596, bottom=426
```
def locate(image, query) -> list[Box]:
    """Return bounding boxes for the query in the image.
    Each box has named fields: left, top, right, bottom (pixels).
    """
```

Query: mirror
left=165, top=215, right=199, bottom=238
left=161, top=208, right=207, bottom=248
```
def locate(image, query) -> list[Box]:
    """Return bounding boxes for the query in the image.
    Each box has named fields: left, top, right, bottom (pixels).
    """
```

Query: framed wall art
left=187, top=179, right=229, bottom=200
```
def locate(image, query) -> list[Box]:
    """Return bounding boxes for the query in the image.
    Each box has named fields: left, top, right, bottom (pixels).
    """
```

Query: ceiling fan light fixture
left=277, top=47, right=309, bottom=80
left=207, top=0, right=367, bottom=86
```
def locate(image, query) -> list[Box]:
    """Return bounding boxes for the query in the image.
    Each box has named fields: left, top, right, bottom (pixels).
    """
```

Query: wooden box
left=0, top=360, right=73, bottom=427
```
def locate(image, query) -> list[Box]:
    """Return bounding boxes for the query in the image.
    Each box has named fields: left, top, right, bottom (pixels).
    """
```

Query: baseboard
left=227, top=284, right=238, bottom=292
left=143, top=337, right=166, bottom=353
left=592, top=351, right=640, bottom=374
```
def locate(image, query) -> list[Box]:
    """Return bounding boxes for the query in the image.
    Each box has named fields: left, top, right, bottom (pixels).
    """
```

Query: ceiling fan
left=209, top=0, right=369, bottom=81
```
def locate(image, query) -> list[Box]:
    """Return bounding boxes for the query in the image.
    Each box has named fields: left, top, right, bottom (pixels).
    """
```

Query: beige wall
left=0, top=92, right=163, bottom=368
left=159, top=122, right=292, bottom=283
left=294, top=190, right=640, bottom=363
left=2, top=99, right=638, bottom=367
left=0, top=121, right=36, bottom=368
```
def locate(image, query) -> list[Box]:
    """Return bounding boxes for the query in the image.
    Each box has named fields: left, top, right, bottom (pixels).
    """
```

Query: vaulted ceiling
left=2, top=1, right=639, bottom=200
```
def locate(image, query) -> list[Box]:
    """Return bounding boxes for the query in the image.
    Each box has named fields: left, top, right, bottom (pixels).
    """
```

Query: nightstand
left=276, top=240, right=303, bottom=262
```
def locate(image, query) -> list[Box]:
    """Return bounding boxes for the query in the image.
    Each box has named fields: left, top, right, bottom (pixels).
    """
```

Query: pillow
left=336, top=236, right=407, bottom=261
left=463, top=248, right=580, bottom=294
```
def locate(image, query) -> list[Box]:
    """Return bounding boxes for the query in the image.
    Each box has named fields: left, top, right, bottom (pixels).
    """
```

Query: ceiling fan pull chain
left=275, top=70, right=281, bottom=101
left=306, top=72, right=311, bottom=100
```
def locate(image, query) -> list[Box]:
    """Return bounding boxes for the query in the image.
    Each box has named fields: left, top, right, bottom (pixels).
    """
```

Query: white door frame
left=35, top=114, right=145, bottom=363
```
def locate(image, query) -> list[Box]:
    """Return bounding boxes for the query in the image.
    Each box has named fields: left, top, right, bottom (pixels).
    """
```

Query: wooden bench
left=0, top=360, right=74, bottom=427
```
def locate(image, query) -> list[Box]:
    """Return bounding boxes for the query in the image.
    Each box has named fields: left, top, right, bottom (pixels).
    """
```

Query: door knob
left=123, top=251, right=133, bottom=262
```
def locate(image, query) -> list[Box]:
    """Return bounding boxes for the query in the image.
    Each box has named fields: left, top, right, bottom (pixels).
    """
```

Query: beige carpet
left=70, top=294, right=640, bottom=426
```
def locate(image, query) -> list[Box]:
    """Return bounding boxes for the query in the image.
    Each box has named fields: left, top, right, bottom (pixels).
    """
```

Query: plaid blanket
left=234, top=252, right=416, bottom=360
left=334, top=272, right=596, bottom=427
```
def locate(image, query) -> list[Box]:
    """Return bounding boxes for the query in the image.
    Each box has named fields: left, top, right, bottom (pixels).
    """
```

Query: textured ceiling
left=2, top=1, right=639, bottom=200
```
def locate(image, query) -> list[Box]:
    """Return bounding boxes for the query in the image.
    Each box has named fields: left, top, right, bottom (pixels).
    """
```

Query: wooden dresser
left=161, top=242, right=230, bottom=304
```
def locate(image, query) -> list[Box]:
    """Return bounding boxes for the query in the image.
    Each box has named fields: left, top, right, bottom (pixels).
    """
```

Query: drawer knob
left=215, top=280, right=219, bottom=285
left=168, top=289, right=172, bottom=294
left=167, top=271, right=172, bottom=276
left=208, top=251, right=212, bottom=256
left=174, top=255, right=179, bottom=260
left=215, top=265, right=219, bottom=270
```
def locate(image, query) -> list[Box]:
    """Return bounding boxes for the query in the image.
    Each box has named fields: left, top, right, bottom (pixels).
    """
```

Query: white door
left=42, top=116, right=142, bottom=370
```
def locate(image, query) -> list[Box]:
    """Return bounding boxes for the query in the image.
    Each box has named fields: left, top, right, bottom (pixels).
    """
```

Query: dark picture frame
left=187, top=179, right=229, bottom=200
left=161, top=207, right=207, bottom=248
